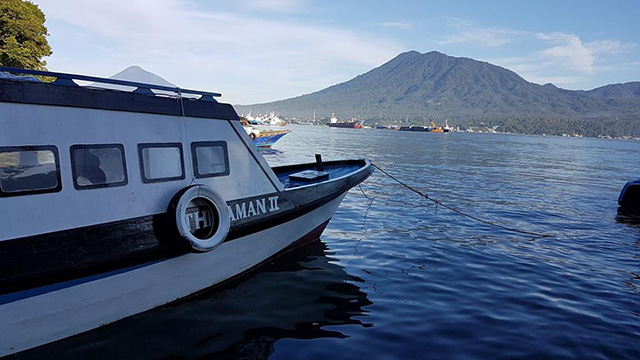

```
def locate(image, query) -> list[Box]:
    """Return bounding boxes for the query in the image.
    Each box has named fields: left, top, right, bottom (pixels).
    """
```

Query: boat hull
left=0, top=192, right=346, bottom=356
left=253, top=131, right=289, bottom=147
left=328, top=123, right=362, bottom=129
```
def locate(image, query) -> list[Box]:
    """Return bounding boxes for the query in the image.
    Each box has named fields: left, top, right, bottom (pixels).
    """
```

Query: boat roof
left=0, top=67, right=239, bottom=121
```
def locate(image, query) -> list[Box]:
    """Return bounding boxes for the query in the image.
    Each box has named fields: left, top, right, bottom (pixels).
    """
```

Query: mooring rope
left=177, top=88, right=200, bottom=188
left=279, top=127, right=551, bottom=238
left=290, top=129, right=316, bottom=148
left=358, top=184, right=375, bottom=231
left=371, top=163, right=553, bottom=238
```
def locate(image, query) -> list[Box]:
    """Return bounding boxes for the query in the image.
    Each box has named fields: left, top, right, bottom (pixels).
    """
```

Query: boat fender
left=249, top=132, right=256, bottom=140
left=169, top=185, right=230, bottom=252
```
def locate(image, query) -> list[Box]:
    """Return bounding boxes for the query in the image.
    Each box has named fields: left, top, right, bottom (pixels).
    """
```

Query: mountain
left=110, top=65, right=175, bottom=86
left=90, top=65, right=175, bottom=91
left=587, top=82, right=640, bottom=99
left=235, top=51, right=640, bottom=137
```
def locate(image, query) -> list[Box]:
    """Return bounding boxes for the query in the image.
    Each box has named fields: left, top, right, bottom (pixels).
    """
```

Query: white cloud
left=585, top=40, right=635, bottom=54
left=535, top=33, right=635, bottom=74
left=523, top=75, right=585, bottom=86
left=238, top=0, right=305, bottom=12
left=34, top=0, right=402, bottom=104
left=488, top=37, right=636, bottom=88
left=441, top=20, right=635, bottom=81
left=536, top=33, right=595, bottom=73
left=377, top=21, right=415, bottom=30
left=441, top=19, right=637, bottom=88
left=439, top=19, right=525, bottom=47
left=488, top=53, right=592, bottom=87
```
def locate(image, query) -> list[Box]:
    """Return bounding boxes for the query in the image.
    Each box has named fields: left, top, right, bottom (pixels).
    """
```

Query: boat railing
left=0, top=66, right=220, bottom=102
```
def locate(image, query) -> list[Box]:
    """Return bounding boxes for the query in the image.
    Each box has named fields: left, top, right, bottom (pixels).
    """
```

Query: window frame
left=0, top=145, right=62, bottom=197
left=191, top=141, right=230, bottom=179
left=137, top=142, right=186, bottom=183
left=70, top=143, right=128, bottom=190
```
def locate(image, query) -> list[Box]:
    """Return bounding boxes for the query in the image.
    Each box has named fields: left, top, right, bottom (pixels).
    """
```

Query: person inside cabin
left=75, top=151, right=106, bottom=185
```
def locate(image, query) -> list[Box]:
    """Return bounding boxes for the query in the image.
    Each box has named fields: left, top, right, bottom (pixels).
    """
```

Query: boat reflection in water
left=16, top=240, right=372, bottom=359
left=257, top=147, right=283, bottom=156
left=615, top=209, right=640, bottom=227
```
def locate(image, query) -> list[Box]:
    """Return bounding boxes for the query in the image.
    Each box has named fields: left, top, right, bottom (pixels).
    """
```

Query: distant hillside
left=235, top=51, right=640, bottom=137
left=587, top=82, right=640, bottom=99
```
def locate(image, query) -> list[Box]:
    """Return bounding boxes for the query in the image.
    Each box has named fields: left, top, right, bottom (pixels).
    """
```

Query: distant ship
left=397, top=120, right=451, bottom=133
left=242, top=111, right=286, bottom=127
left=399, top=125, right=428, bottom=132
left=327, top=114, right=363, bottom=129
left=443, top=119, right=451, bottom=132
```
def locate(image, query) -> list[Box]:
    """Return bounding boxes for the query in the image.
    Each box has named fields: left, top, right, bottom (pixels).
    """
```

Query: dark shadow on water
left=616, top=207, right=640, bottom=227
left=258, top=148, right=283, bottom=156
left=15, top=240, right=372, bottom=359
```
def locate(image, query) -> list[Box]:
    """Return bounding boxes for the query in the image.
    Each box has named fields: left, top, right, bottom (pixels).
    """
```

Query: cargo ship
left=398, top=120, right=451, bottom=133
left=327, top=114, right=363, bottom=129
left=399, top=126, right=428, bottom=132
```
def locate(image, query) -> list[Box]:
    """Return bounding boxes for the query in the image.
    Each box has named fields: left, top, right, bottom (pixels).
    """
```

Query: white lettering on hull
left=187, top=210, right=212, bottom=230
left=268, top=196, right=279, bottom=211
left=228, top=195, right=280, bottom=221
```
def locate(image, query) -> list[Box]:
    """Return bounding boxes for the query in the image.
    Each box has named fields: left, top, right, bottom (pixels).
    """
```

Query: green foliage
left=0, top=0, right=52, bottom=70
left=460, top=117, right=640, bottom=138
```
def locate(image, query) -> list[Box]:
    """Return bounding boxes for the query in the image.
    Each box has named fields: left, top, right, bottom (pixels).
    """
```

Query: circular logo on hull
left=185, top=198, right=219, bottom=240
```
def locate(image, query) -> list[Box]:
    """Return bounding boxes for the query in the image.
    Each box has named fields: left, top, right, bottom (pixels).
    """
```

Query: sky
left=34, top=0, right=640, bottom=104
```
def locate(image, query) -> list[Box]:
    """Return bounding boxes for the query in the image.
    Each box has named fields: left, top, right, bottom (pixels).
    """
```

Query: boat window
left=71, top=144, right=128, bottom=189
left=0, top=146, right=62, bottom=196
left=138, top=143, right=185, bottom=182
left=191, top=141, right=229, bottom=178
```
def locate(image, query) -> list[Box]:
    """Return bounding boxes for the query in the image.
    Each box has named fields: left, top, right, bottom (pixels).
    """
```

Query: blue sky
left=34, top=0, right=639, bottom=104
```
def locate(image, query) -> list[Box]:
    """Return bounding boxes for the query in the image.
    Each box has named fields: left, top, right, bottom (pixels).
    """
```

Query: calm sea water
left=18, top=126, right=640, bottom=359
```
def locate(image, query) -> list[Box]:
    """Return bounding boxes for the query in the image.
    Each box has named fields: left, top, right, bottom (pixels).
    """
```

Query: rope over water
left=268, top=128, right=551, bottom=237
left=371, top=163, right=553, bottom=238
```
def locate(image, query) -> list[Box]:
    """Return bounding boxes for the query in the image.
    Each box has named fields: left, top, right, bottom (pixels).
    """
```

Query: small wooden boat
left=252, top=129, right=290, bottom=147
left=240, top=118, right=290, bottom=147
left=0, top=67, right=372, bottom=356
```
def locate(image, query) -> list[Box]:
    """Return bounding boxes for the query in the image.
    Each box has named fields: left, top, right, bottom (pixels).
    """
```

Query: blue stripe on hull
left=254, top=133, right=288, bottom=147
left=0, top=259, right=165, bottom=306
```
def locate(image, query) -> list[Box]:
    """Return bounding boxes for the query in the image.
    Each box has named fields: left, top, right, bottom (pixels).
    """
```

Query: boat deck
left=272, top=160, right=366, bottom=189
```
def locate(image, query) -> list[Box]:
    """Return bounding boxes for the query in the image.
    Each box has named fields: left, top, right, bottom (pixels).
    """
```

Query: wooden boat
left=240, top=118, right=290, bottom=147
left=0, top=67, right=373, bottom=356
left=251, top=129, right=290, bottom=147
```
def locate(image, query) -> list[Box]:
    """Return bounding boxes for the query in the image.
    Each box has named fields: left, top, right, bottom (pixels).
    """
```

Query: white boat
left=0, top=67, right=372, bottom=356
left=267, top=111, right=286, bottom=127
left=240, top=118, right=290, bottom=147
